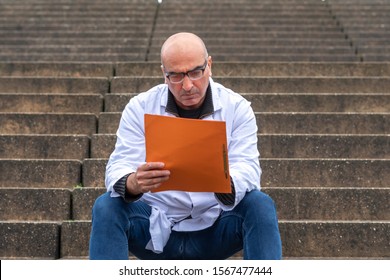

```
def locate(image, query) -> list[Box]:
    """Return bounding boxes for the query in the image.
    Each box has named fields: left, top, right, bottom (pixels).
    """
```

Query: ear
left=207, top=56, right=213, bottom=76
left=161, top=65, right=168, bottom=84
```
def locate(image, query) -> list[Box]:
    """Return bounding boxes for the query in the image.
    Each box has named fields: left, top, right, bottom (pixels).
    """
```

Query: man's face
left=162, top=54, right=212, bottom=110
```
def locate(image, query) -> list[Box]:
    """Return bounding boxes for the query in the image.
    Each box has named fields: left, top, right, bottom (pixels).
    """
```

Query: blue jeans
left=89, top=190, right=282, bottom=260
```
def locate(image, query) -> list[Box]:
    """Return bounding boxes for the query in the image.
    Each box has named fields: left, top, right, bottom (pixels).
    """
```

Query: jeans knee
left=238, top=190, right=278, bottom=221
left=92, top=192, right=121, bottom=221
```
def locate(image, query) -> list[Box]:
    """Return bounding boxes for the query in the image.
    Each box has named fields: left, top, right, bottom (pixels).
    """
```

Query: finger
left=144, top=162, right=165, bottom=170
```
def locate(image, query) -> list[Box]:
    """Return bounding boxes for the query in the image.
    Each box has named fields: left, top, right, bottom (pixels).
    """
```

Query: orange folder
left=144, top=114, right=231, bottom=193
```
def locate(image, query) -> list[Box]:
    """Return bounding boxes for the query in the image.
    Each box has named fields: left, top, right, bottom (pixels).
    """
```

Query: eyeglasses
left=164, top=60, right=208, bottom=84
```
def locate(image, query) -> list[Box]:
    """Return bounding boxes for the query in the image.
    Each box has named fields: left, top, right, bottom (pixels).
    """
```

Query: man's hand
left=126, top=162, right=170, bottom=195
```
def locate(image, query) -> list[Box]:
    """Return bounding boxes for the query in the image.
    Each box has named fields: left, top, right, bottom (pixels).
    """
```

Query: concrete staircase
left=0, top=0, right=389, bottom=259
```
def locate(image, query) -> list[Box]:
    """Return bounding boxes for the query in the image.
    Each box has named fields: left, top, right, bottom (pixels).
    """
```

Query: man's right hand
left=126, top=162, right=170, bottom=195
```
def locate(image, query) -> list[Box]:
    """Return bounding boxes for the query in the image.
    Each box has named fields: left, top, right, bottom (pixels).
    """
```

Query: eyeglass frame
left=163, top=60, right=208, bottom=84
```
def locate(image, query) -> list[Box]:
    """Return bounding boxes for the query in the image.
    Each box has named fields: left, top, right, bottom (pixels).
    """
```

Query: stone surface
left=0, top=189, right=71, bottom=220
left=0, top=159, right=82, bottom=189
left=0, top=222, right=61, bottom=259
left=0, top=93, right=103, bottom=114
left=0, top=113, right=97, bottom=134
left=0, top=77, right=109, bottom=94
left=0, top=62, right=114, bottom=77
left=0, top=135, right=90, bottom=160
left=72, top=188, right=105, bottom=220
left=261, top=159, right=390, bottom=188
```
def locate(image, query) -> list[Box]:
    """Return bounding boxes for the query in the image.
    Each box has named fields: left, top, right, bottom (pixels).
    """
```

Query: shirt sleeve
left=105, top=95, right=147, bottom=196
left=220, top=94, right=261, bottom=211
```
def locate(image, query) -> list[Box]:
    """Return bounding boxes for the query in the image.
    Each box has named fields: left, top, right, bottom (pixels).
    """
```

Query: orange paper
left=144, top=114, right=231, bottom=193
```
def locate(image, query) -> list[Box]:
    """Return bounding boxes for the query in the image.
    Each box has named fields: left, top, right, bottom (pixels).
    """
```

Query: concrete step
left=148, top=53, right=359, bottom=62
left=115, top=62, right=390, bottom=77
left=151, top=37, right=351, bottom=47
left=265, top=187, right=390, bottom=221
left=261, top=134, right=390, bottom=159
left=90, top=133, right=390, bottom=160
left=361, top=54, right=390, bottom=62
left=0, top=77, right=109, bottom=94
left=82, top=158, right=390, bottom=189
left=56, top=220, right=390, bottom=259
left=0, top=188, right=71, bottom=221
left=151, top=31, right=350, bottom=40
left=0, top=23, right=152, bottom=32
left=0, top=62, right=113, bottom=77
left=153, top=24, right=343, bottom=33
left=110, top=77, right=390, bottom=93
left=245, top=94, right=390, bottom=113
left=215, top=77, right=390, bottom=94
left=261, top=159, right=390, bottom=188
left=0, top=113, right=97, bottom=135
left=3, top=62, right=390, bottom=79
left=0, top=38, right=149, bottom=46
left=72, top=187, right=106, bottom=220
left=98, top=112, right=390, bottom=134
left=0, top=135, right=90, bottom=160
left=257, top=113, right=390, bottom=134
left=66, top=186, right=390, bottom=222
left=0, top=31, right=152, bottom=39
left=0, top=221, right=61, bottom=259
left=0, top=46, right=146, bottom=55
left=0, top=93, right=103, bottom=114
left=0, top=53, right=146, bottom=63
left=280, top=221, right=390, bottom=259
left=0, top=159, right=81, bottom=189
left=104, top=93, right=390, bottom=113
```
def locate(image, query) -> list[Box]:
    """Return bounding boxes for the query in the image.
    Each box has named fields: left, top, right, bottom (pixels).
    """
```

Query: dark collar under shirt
left=165, top=84, right=214, bottom=119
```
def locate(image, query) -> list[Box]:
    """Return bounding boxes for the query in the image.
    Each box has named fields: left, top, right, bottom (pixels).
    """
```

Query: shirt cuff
left=113, top=173, right=143, bottom=203
left=215, top=177, right=236, bottom=206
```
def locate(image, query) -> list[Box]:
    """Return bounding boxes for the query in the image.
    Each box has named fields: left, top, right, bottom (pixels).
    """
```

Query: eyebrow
left=165, top=61, right=206, bottom=75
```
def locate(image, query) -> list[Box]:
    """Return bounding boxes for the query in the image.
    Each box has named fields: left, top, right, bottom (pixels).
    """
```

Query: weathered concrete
left=261, top=159, right=390, bottom=188
left=81, top=158, right=390, bottom=190
left=0, top=113, right=97, bottom=135
left=0, top=159, right=82, bottom=189
left=98, top=112, right=390, bottom=135
left=60, top=221, right=91, bottom=259
left=0, top=77, right=109, bottom=94
left=0, top=93, right=103, bottom=114
left=72, top=187, right=105, bottom=220
left=90, top=134, right=115, bottom=158
left=110, top=76, right=390, bottom=93
left=0, top=135, right=90, bottom=160
left=115, top=62, right=390, bottom=77
left=98, top=112, right=121, bottom=134
left=0, top=222, right=60, bottom=259
left=104, top=92, right=390, bottom=113
left=279, top=221, right=390, bottom=258
left=82, top=159, right=108, bottom=188
left=90, top=134, right=390, bottom=160
left=256, top=113, right=389, bottom=134
left=0, top=188, right=71, bottom=220
left=0, top=62, right=114, bottom=77
left=264, top=187, right=390, bottom=220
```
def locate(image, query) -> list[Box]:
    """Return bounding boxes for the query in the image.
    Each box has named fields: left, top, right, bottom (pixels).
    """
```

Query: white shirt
left=105, top=78, right=261, bottom=253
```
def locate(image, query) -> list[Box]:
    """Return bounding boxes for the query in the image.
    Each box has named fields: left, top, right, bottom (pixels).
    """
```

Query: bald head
left=160, top=32, right=208, bottom=67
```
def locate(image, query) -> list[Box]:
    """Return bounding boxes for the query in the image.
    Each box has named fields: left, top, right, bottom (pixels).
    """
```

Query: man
left=89, top=32, right=282, bottom=260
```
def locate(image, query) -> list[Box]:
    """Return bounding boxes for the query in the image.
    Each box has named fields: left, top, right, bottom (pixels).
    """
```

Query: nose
left=181, top=75, right=193, bottom=91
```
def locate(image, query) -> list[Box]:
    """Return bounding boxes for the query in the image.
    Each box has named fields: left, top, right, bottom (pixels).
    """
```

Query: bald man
left=89, top=32, right=282, bottom=260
